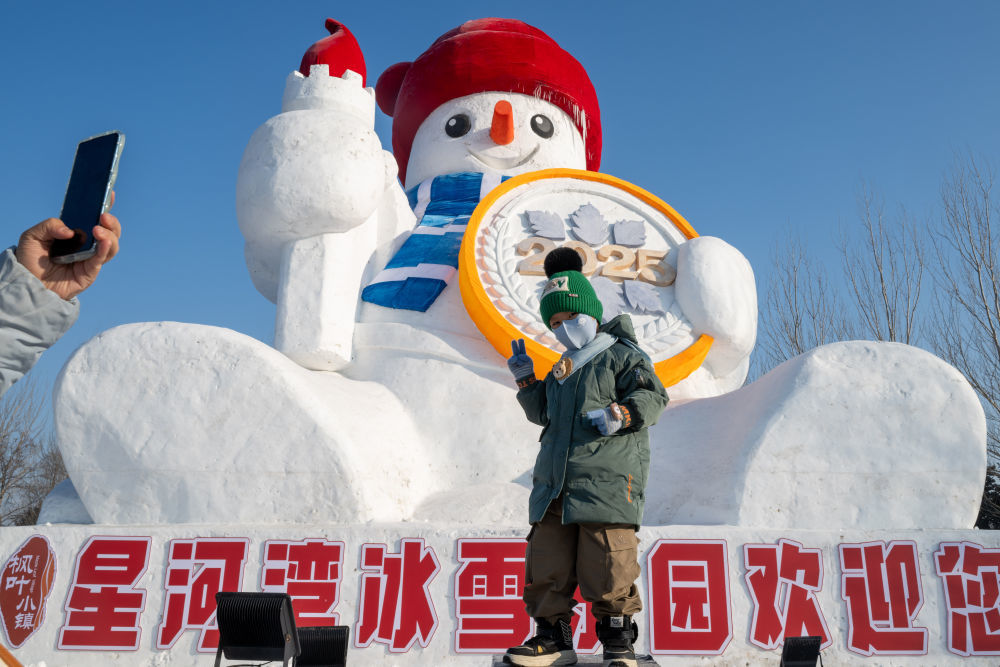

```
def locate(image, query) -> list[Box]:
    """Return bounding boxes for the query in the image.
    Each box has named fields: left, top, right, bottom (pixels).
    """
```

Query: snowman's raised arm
left=673, top=236, right=758, bottom=390
left=237, top=63, right=414, bottom=371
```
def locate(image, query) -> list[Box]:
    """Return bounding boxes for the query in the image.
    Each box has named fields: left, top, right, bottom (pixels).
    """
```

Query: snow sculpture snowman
left=51, top=17, right=985, bottom=530
left=238, top=17, right=755, bottom=394
left=234, top=16, right=755, bottom=514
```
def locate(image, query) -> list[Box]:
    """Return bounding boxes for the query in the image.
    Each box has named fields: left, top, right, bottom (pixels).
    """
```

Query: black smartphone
left=50, top=131, right=125, bottom=264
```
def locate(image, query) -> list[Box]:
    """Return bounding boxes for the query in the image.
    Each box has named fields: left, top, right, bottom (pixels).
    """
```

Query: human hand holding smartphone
left=14, top=131, right=124, bottom=300
left=50, top=131, right=124, bottom=264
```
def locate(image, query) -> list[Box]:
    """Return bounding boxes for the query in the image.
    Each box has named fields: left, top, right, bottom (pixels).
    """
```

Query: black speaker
left=298, top=625, right=350, bottom=666
left=214, top=592, right=300, bottom=667
left=780, top=635, right=821, bottom=667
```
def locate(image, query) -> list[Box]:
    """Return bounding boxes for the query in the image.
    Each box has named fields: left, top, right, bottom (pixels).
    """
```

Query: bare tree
left=0, top=380, right=68, bottom=526
left=756, top=155, right=999, bottom=526
left=926, top=155, right=1000, bottom=459
left=755, top=187, right=926, bottom=380
left=10, top=436, right=68, bottom=526
left=752, top=232, right=856, bottom=377
left=753, top=182, right=928, bottom=377
left=976, top=464, right=1000, bottom=529
left=839, top=185, right=926, bottom=345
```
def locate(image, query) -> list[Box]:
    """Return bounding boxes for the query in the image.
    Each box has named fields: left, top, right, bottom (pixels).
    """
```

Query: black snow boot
left=503, top=617, right=578, bottom=666
left=596, top=615, right=638, bottom=667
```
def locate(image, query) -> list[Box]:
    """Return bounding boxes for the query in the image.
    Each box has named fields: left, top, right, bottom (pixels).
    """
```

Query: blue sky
left=2, top=1, right=998, bottom=400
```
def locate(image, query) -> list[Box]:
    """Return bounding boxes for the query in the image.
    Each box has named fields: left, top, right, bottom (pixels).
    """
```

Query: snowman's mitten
left=673, top=236, right=757, bottom=380
left=587, top=403, right=630, bottom=436
left=507, top=339, right=536, bottom=388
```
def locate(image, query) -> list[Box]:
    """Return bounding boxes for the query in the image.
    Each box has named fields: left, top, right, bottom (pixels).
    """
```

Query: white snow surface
left=236, top=66, right=401, bottom=304
left=53, top=320, right=541, bottom=525
left=53, top=322, right=984, bottom=529
left=672, top=235, right=757, bottom=395
left=648, top=340, right=986, bottom=529
left=35, top=478, right=91, bottom=525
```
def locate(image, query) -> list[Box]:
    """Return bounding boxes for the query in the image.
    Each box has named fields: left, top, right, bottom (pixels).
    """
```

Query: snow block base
left=54, top=324, right=987, bottom=532
left=5, top=522, right=1000, bottom=666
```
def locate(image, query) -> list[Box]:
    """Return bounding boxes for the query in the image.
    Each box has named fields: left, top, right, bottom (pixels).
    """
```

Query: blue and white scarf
left=361, top=171, right=509, bottom=312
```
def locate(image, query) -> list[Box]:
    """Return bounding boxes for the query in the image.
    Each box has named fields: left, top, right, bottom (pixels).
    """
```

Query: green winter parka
left=516, top=315, right=669, bottom=526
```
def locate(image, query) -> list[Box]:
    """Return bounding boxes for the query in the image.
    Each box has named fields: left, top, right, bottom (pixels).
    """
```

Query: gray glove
left=507, top=338, right=535, bottom=384
left=587, top=403, right=626, bottom=435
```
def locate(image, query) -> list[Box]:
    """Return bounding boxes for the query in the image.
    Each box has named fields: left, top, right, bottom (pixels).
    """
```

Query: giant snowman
left=51, top=18, right=985, bottom=531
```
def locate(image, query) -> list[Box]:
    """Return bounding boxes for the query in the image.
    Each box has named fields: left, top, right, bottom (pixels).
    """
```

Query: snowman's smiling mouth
left=468, top=145, right=540, bottom=170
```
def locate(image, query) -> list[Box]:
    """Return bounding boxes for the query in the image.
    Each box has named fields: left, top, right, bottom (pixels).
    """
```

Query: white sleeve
left=0, top=247, right=79, bottom=395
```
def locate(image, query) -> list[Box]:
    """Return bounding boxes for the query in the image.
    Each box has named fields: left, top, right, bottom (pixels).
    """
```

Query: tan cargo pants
left=523, top=496, right=642, bottom=624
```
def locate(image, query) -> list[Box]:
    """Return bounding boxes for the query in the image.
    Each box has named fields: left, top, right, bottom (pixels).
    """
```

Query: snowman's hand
left=507, top=338, right=536, bottom=386
left=674, top=236, right=757, bottom=378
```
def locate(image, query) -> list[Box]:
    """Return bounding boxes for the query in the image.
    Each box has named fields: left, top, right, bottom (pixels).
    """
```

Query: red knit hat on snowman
left=375, top=18, right=602, bottom=182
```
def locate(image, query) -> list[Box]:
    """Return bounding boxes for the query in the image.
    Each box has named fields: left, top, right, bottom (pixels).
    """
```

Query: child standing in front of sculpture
left=504, top=248, right=669, bottom=667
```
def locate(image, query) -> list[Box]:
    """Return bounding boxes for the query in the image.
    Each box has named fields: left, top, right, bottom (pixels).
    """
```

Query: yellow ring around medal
left=458, top=168, right=714, bottom=388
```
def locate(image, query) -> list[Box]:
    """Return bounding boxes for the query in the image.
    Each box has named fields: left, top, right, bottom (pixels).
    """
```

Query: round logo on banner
left=459, top=168, right=713, bottom=386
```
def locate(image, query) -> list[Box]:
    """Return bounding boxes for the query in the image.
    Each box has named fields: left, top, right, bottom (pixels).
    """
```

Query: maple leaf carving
left=624, top=280, right=665, bottom=314
left=591, top=276, right=626, bottom=319
left=569, top=204, right=609, bottom=246
left=613, top=220, right=646, bottom=247
left=525, top=210, right=565, bottom=240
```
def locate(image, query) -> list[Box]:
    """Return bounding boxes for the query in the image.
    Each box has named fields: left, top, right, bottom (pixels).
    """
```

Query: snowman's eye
left=445, top=114, right=471, bottom=138
left=530, top=114, right=554, bottom=139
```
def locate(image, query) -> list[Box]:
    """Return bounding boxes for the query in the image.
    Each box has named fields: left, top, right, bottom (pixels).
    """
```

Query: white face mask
left=553, top=314, right=599, bottom=351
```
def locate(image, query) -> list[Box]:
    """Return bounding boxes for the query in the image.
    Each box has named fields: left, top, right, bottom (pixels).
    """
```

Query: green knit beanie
left=539, top=270, right=604, bottom=330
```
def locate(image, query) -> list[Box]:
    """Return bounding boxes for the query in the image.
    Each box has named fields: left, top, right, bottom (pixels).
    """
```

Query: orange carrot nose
left=490, top=100, right=515, bottom=145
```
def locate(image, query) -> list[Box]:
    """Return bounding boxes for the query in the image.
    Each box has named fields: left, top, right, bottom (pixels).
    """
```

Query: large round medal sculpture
left=459, top=168, right=713, bottom=386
